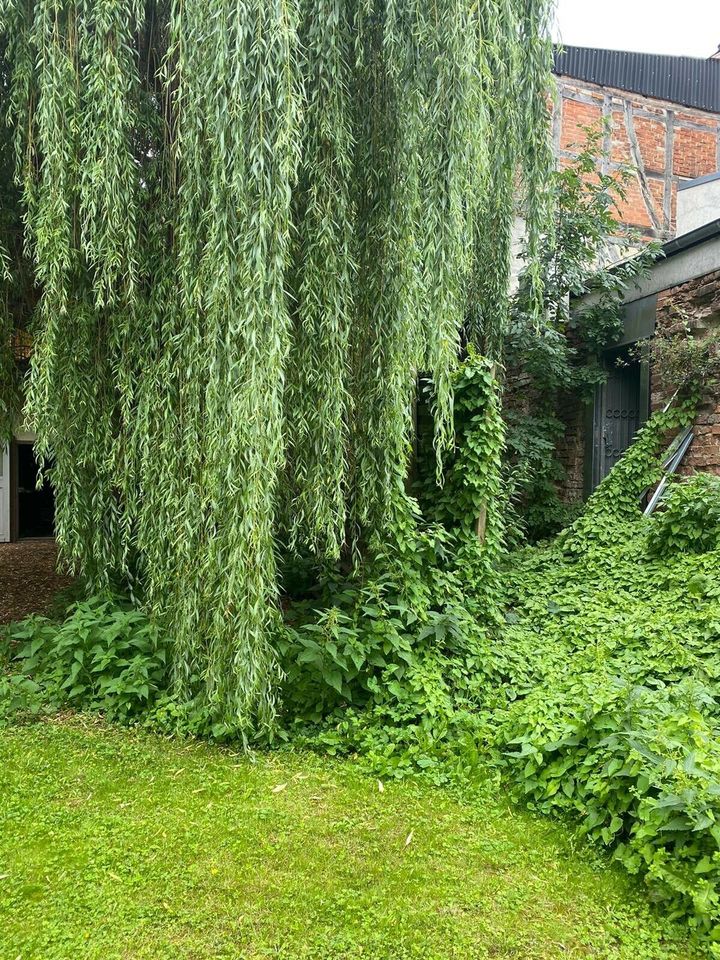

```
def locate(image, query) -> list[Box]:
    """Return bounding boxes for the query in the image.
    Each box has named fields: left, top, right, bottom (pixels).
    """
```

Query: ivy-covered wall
left=652, top=269, right=720, bottom=475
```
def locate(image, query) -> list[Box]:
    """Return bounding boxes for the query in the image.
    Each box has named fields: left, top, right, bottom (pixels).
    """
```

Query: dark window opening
left=17, top=443, right=55, bottom=539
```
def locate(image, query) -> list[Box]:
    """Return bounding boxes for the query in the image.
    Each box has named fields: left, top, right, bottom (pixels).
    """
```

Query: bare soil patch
left=0, top=541, right=74, bottom=624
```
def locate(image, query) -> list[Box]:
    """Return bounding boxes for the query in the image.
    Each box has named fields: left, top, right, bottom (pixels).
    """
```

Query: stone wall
left=553, top=75, right=720, bottom=240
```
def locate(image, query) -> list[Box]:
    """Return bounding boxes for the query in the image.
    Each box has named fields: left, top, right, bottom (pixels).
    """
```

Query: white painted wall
left=677, top=175, right=720, bottom=236
left=509, top=216, right=527, bottom=293
left=0, top=444, right=9, bottom=543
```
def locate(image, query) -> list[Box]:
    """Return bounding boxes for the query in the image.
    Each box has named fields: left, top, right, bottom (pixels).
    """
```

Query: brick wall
left=652, top=270, right=720, bottom=474
left=553, top=76, right=720, bottom=239
left=554, top=392, right=586, bottom=502
left=508, top=76, right=720, bottom=506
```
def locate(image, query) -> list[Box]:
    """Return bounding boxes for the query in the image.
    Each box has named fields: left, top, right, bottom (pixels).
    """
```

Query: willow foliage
left=0, top=0, right=554, bottom=733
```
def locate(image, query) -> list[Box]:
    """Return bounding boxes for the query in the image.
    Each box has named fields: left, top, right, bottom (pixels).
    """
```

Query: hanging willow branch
left=0, top=0, right=555, bottom=733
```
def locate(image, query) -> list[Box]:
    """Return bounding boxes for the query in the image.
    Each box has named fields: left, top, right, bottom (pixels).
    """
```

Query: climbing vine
left=0, top=0, right=555, bottom=732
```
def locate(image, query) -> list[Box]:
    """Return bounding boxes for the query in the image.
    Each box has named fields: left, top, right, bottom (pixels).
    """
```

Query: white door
left=0, top=444, right=9, bottom=542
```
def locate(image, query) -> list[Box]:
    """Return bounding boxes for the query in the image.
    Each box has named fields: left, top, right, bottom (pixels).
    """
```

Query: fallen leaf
left=377, top=780, right=384, bottom=793
left=405, top=830, right=414, bottom=846
left=272, top=783, right=288, bottom=794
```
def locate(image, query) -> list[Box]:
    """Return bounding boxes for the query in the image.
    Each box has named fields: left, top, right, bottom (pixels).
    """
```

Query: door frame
left=10, top=439, right=20, bottom=542
left=10, top=438, right=55, bottom=542
left=583, top=294, right=656, bottom=498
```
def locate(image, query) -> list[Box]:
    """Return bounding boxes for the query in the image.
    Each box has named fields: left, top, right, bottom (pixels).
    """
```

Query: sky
left=554, top=0, right=720, bottom=59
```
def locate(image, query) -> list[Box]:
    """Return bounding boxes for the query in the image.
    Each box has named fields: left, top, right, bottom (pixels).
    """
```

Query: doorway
left=14, top=442, right=55, bottom=539
left=590, top=344, right=648, bottom=491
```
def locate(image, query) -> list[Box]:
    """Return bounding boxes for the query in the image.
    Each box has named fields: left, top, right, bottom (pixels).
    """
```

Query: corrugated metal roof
left=553, top=46, right=720, bottom=114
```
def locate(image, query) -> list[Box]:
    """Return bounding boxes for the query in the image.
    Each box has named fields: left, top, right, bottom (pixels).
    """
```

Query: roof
left=553, top=45, right=720, bottom=114
left=662, top=218, right=720, bottom=258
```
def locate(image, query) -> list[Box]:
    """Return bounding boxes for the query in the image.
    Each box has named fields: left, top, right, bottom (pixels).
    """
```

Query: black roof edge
left=663, top=219, right=720, bottom=258
left=553, top=44, right=720, bottom=114
left=570, top=220, right=720, bottom=305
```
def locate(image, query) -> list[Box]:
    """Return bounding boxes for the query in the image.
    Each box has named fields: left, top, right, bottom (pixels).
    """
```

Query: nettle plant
left=648, top=473, right=720, bottom=557
left=1, top=595, right=169, bottom=724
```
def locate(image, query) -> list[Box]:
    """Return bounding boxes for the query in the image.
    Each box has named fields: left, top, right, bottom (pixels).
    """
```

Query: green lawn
left=0, top=720, right=700, bottom=960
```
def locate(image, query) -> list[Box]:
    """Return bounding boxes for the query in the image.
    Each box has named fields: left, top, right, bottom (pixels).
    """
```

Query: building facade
left=558, top=186, right=720, bottom=502
left=546, top=47, right=720, bottom=504
left=552, top=46, right=720, bottom=240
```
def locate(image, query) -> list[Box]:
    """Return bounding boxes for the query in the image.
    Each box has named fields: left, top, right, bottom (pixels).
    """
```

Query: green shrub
left=648, top=474, right=720, bottom=557
left=277, top=524, right=496, bottom=781
left=496, top=670, right=720, bottom=938
left=1, top=595, right=169, bottom=723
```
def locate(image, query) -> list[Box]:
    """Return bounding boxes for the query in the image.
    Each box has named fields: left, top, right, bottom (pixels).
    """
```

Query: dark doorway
left=591, top=345, right=646, bottom=490
left=15, top=443, right=55, bottom=539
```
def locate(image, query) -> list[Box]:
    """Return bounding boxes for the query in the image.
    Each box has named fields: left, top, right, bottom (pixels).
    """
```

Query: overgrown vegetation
left=486, top=412, right=720, bottom=945
left=3, top=4, right=720, bottom=952
left=0, top=595, right=168, bottom=725
left=648, top=474, right=720, bottom=557
left=10, top=404, right=720, bottom=946
left=643, top=316, right=720, bottom=406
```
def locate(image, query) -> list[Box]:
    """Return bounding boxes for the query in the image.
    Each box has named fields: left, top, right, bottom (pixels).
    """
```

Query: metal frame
left=643, top=426, right=695, bottom=516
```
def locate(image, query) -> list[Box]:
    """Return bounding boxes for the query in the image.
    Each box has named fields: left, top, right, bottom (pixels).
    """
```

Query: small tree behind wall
left=503, top=127, right=660, bottom=542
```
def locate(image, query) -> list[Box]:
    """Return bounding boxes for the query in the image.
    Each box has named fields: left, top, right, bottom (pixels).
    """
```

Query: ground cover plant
left=0, top=718, right=705, bottom=960
left=485, top=410, right=720, bottom=948
left=7, top=405, right=720, bottom=952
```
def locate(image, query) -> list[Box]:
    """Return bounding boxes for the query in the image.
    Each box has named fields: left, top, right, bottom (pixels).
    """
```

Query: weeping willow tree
left=0, top=0, right=554, bottom=732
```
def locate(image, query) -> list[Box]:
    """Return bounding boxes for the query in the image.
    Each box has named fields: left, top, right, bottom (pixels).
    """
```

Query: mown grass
left=0, top=719, right=701, bottom=960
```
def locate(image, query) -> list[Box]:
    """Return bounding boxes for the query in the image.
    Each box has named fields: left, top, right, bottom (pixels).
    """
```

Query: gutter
left=662, top=219, right=720, bottom=259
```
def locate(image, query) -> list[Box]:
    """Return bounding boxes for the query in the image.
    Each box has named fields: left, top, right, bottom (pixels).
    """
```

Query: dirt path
left=0, top=541, right=74, bottom=624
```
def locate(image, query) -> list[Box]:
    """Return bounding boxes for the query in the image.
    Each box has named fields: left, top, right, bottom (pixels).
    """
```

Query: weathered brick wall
left=554, top=392, right=586, bottom=502
left=652, top=270, right=720, bottom=475
left=553, top=76, right=720, bottom=240
left=509, top=76, right=720, bottom=505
